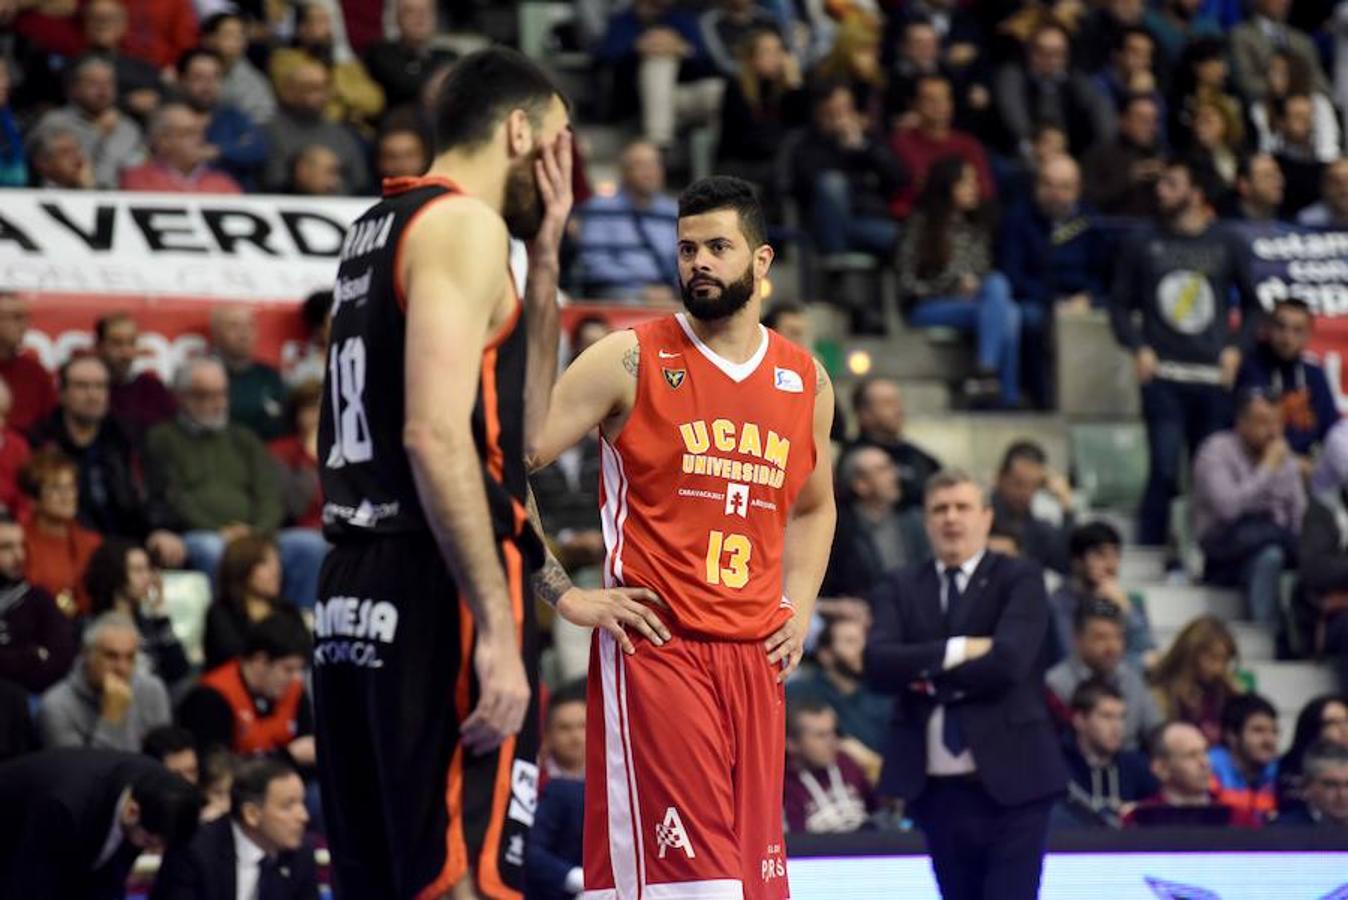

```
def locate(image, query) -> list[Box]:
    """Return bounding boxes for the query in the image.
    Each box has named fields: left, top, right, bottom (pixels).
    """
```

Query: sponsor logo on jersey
left=663, top=367, right=686, bottom=389
left=338, top=212, right=394, bottom=262
left=658, top=350, right=682, bottom=359
left=507, top=759, right=540, bottom=828
left=322, top=499, right=400, bottom=528
left=773, top=367, right=804, bottom=393
left=761, top=843, right=787, bottom=883
left=331, top=269, right=372, bottom=316
left=505, top=834, right=526, bottom=868
left=725, top=482, right=749, bottom=517
left=678, top=419, right=790, bottom=489
left=656, top=807, right=695, bottom=859
left=312, top=597, right=399, bottom=669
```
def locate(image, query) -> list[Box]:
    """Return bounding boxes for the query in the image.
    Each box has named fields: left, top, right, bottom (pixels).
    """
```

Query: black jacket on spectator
left=1082, top=138, right=1163, bottom=217
left=715, top=78, right=808, bottom=171
left=823, top=503, right=929, bottom=598
left=864, top=552, right=1067, bottom=805
left=0, top=677, right=36, bottom=761
left=152, top=815, right=319, bottom=900
left=0, top=581, right=76, bottom=694
left=1059, top=734, right=1157, bottom=827
left=992, top=495, right=1072, bottom=575
left=29, top=411, right=148, bottom=539
left=526, top=777, right=584, bottom=900
left=845, top=438, right=942, bottom=512
left=0, top=749, right=170, bottom=899
left=790, top=127, right=907, bottom=221
left=529, top=437, right=602, bottom=539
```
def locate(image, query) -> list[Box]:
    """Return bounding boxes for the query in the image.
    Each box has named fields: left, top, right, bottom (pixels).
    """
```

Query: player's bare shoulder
left=812, top=357, right=831, bottom=397
left=398, top=194, right=509, bottom=290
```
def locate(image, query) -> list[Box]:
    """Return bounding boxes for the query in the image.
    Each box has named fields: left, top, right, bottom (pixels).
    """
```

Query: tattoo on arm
left=623, top=344, right=640, bottom=378
left=525, top=484, right=573, bottom=608
left=814, top=358, right=830, bottom=396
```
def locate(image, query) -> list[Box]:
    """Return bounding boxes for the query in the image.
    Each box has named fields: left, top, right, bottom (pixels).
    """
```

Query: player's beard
left=681, top=262, right=755, bottom=322
left=502, top=151, right=544, bottom=241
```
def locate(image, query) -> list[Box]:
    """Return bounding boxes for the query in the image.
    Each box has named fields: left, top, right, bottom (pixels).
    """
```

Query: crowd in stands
left=3, top=0, right=1348, bottom=896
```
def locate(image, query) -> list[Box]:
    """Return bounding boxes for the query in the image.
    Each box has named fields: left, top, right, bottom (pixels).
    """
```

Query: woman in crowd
left=268, top=380, right=323, bottom=531
left=1187, top=97, right=1244, bottom=192
left=1150, top=615, right=1247, bottom=746
left=715, top=27, right=808, bottom=201
left=203, top=533, right=305, bottom=670
left=812, top=16, right=886, bottom=126
left=1170, top=37, right=1243, bottom=152
left=19, top=449, right=101, bottom=618
left=1251, top=49, right=1342, bottom=163
left=1276, top=694, right=1348, bottom=813
left=896, top=154, right=1021, bottom=408
left=84, top=538, right=190, bottom=689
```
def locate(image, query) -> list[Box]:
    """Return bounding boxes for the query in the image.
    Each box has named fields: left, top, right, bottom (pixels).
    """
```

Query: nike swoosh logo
left=658, top=350, right=681, bottom=359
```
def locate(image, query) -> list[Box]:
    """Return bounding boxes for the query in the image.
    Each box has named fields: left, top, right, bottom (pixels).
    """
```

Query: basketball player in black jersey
left=314, top=49, right=667, bottom=899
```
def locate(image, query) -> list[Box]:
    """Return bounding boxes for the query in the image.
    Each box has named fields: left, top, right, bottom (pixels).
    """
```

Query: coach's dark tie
left=941, top=566, right=967, bottom=756
left=258, top=855, right=282, bottom=900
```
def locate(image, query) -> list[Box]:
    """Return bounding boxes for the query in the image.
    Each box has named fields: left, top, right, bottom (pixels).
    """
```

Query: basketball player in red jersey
left=527, top=176, right=837, bottom=899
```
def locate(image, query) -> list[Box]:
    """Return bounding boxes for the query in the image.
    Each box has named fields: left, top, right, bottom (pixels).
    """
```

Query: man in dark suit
left=866, top=469, right=1066, bottom=900
left=153, top=757, right=318, bottom=900
left=0, top=747, right=201, bottom=899
left=1275, top=739, right=1348, bottom=828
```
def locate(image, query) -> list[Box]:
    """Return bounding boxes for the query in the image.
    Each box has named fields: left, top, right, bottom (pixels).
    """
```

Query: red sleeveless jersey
left=599, top=314, right=817, bottom=641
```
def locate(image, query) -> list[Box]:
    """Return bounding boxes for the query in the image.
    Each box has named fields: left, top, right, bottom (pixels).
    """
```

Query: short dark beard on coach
left=681, top=262, right=756, bottom=321
left=502, top=151, right=544, bottom=240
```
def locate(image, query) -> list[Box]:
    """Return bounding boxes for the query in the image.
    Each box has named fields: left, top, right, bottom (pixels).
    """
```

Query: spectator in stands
left=1236, top=298, right=1338, bottom=463
left=81, top=0, right=162, bottom=120
left=1209, top=692, right=1281, bottom=824
left=898, top=156, right=1021, bottom=408
left=1299, top=158, right=1348, bottom=227
left=152, top=757, right=317, bottom=900
left=39, top=611, right=170, bottom=752
left=1048, top=600, right=1163, bottom=752
left=201, top=12, right=276, bottom=125
left=1075, top=0, right=1156, bottom=75
left=1058, top=678, right=1156, bottom=827
left=262, top=59, right=370, bottom=194
left=270, top=2, right=384, bottom=135
left=177, top=48, right=269, bottom=191
left=1146, top=0, right=1222, bottom=68
left=885, top=16, right=985, bottom=132
left=0, top=64, right=23, bottom=188
left=576, top=140, right=680, bottom=302
left=811, top=17, right=887, bottom=125
left=95, top=313, right=177, bottom=442
left=30, top=357, right=167, bottom=551
left=143, top=724, right=200, bottom=785
left=848, top=377, right=942, bottom=511
left=1126, top=722, right=1261, bottom=826
left=1187, top=99, right=1243, bottom=194
left=993, top=22, right=1115, bottom=160
left=199, top=748, right=234, bottom=822
left=1299, top=437, right=1348, bottom=692
left=1150, top=615, right=1244, bottom=745
left=1252, top=50, right=1342, bottom=165
left=286, top=291, right=332, bottom=389
left=210, top=305, right=287, bottom=441
left=890, top=74, right=995, bottom=219
left=714, top=26, right=807, bottom=196
left=375, top=124, right=429, bottom=181
left=113, top=0, right=197, bottom=71
left=20, top=449, right=102, bottom=618
left=1083, top=93, right=1164, bottom=217
left=36, top=53, right=146, bottom=190
left=179, top=614, right=315, bottom=769
left=787, top=616, right=893, bottom=773
left=85, top=539, right=189, bottom=690
left=823, top=446, right=929, bottom=598
left=763, top=301, right=810, bottom=347
left=1229, top=153, right=1286, bottom=222
left=0, top=293, right=55, bottom=435
left=1171, top=37, right=1242, bottom=151
left=1278, top=695, right=1348, bottom=813
left=285, top=144, right=343, bottom=196
left=699, top=0, right=786, bottom=79
left=363, top=0, right=456, bottom=112
left=1269, top=95, right=1330, bottom=217
left=1192, top=388, right=1304, bottom=628
left=1110, top=156, right=1260, bottom=547
left=1276, top=740, right=1348, bottom=827
left=268, top=382, right=322, bottom=531
left=26, top=123, right=95, bottom=189
left=0, top=381, right=29, bottom=519
left=792, top=81, right=906, bottom=258
left=527, top=682, right=585, bottom=900
left=203, top=534, right=307, bottom=671
left=1092, top=26, right=1165, bottom=119
left=1049, top=521, right=1157, bottom=670
left=998, top=153, right=1105, bottom=408
left=783, top=698, right=875, bottom=834
left=1231, top=0, right=1331, bottom=103
left=146, top=357, right=325, bottom=609
left=991, top=440, right=1074, bottom=574
left=0, top=514, right=75, bottom=694
left=595, top=0, right=718, bottom=152
left=0, top=748, right=201, bottom=899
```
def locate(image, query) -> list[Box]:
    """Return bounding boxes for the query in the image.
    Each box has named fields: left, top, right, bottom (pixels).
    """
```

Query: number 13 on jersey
left=705, top=530, right=751, bottom=589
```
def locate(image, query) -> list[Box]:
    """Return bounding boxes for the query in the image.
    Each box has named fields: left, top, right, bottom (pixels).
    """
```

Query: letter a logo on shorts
left=655, top=806, right=695, bottom=859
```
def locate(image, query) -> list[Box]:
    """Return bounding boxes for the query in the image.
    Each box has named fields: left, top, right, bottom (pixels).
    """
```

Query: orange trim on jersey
left=391, top=190, right=462, bottom=313
left=418, top=605, right=477, bottom=900
left=481, top=347, right=505, bottom=483
left=382, top=175, right=464, bottom=197
left=475, top=540, right=527, bottom=899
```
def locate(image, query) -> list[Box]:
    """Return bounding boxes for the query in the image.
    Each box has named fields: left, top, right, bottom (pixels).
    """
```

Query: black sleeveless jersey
left=318, top=176, right=541, bottom=568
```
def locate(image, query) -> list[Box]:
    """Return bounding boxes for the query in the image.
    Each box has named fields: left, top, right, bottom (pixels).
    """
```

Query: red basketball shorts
left=582, top=628, right=789, bottom=900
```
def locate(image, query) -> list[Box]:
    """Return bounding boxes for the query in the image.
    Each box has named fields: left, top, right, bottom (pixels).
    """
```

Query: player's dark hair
left=143, top=725, right=196, bottom=763
left=432, top=48, right=565, bottom=155
left=1220, top=693, right=1278, bottom=738
left=677, top=176, right=767, bottom=249
left=243, top=613, right=312, bottom=662
left=1069, top=521, right=1123, bottom=561
left=230, top=757, right=297, bottom=823
left=1070, top=676, right=1125, bottom=715
left=131, top=766, right=203, bottom=847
